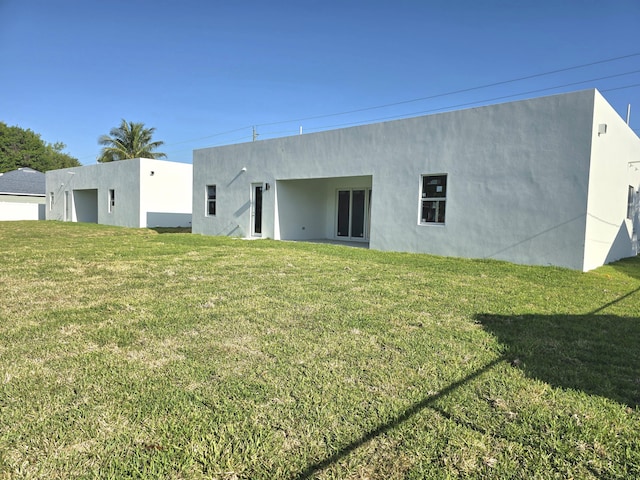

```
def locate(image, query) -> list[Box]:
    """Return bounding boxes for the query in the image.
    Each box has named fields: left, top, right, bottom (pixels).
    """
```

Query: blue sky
left=1, top=0, right=639, bottom=165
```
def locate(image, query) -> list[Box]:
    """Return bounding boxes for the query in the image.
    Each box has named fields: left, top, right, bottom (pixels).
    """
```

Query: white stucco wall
left=583, top=91, right=640, bottom=271
left=46, top=159, right=193, bottom=228
left=275, top=179, right=330, bottom=240
left=193, top=90, right=638, bottom=270
left=0, top=195, right=45, bottom=220
left=368, top=91, right=594, bottom=270
left=46, top=160, right=142, bottom=227
left=139, top=159, right=193, bottom=227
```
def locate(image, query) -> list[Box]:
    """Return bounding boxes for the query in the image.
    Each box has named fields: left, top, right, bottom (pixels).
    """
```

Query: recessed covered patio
left=274, top=175, right=372, bottom=246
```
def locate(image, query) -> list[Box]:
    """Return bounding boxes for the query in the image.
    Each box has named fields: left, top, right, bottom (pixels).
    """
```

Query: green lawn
left=1, top=221, right=638, bottom=479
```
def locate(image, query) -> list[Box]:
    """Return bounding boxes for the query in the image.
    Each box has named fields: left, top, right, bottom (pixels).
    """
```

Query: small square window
left=420, top=174, right=447, bottom=224
left=207, top=185, right=216, bottom=216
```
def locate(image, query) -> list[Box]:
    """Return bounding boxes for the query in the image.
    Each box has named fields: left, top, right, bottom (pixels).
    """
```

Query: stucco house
left=46, top=158, right=192, bottom=228
left=192, top=89, right=640, bottom=272
left=0, top=167, right=46, bottom=221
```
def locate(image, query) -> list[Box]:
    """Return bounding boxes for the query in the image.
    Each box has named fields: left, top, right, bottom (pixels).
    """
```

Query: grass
left=0, top=220, right=639, bottom=479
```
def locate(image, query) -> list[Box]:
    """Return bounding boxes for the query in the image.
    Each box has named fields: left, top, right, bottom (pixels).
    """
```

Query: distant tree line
left=0, top=122, right=80, bottom=173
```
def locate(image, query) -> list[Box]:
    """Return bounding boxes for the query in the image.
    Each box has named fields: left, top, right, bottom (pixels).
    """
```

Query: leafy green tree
left=97, top=119, right=166, bottom=163
left=0, top=122, right=80, bottom=173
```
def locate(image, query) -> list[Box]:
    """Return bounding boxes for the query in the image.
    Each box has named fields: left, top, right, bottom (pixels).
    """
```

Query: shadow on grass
left=293, top=358, right=503, bottom=480
left=609, top=255, right=640, bottom=281
left=149, top=227, right=192, bottom=234
left=478, top=311, right=640, bottom=408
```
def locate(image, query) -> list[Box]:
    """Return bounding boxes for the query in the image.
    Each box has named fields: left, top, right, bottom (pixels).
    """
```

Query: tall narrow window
left=207, top=185, right=216, bottom=216
left=420, top=174, right=447, bottom=224
left=628, top=185, right=635, bottom=220
left=252, top=184, right=262, bottom=235
left=108, top=189, right=115, bottom=213
left=49, top=192, right=54, bottom=211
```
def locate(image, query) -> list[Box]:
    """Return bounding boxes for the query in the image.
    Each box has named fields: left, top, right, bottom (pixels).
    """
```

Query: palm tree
left=97, top=119, right=166, bottom=162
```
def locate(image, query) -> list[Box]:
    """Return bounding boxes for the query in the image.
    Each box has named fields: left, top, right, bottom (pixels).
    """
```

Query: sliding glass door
left=336, top=189, right=370, bottom=240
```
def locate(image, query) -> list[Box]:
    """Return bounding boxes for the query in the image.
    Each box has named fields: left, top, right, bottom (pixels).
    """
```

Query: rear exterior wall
left=193, top=90, right=598, bottom=270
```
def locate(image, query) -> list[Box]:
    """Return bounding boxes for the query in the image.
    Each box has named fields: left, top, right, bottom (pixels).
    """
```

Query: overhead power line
left=252, top=52, right=640, bottom=128
left=159, top=51, right=640, bottom=153
left=601, top=83, right=640, bottom=93
left=85, top=51, right=639, bottom=161
left=258, top=74, right=640, bottom=137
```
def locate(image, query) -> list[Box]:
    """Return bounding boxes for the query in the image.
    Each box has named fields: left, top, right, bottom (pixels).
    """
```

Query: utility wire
left=253, top=52, right=640, bottom=128
left=601, top=83, right=640, bottom=93
left=80, top=52, right=640, bottom=160
left=258, top=74, right=640, bottom=138
left=161, top=51, right=640, bottom=151
left=183, top=77, right=640, bottom=149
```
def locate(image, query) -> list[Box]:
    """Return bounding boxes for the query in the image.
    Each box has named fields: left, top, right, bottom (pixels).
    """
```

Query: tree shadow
left=478, top=311, right=640, bottom=407
left=292, top=358, right=503, bottom=480
left=290, top=261, right=640, bottom=478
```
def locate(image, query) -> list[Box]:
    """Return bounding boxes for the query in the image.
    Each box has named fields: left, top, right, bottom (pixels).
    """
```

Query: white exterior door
left=64, top=191, right=72, bottom=222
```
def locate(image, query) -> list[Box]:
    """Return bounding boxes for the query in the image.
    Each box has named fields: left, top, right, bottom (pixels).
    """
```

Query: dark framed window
left=628, top=185, right=635, bottom=220
left=207, top=185, right=216, bottom=216
left=108, top=189, right=115, bottom=213
left=420, top=174, right=447, bottom=224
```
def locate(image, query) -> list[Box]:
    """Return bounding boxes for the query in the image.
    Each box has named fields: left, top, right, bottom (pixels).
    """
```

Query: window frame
left=108, top=189, right=115, bottom=213
left=206, top=185, right=217, bottom=216
left=419, top=174, right=447, bottom=225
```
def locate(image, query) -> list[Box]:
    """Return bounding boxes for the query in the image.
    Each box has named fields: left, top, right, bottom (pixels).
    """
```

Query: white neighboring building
left=46, top=158, right=192, bottom=228
left=0, top=167, right=46, bottom=221
left=192, top=89, right=640, bottom=271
